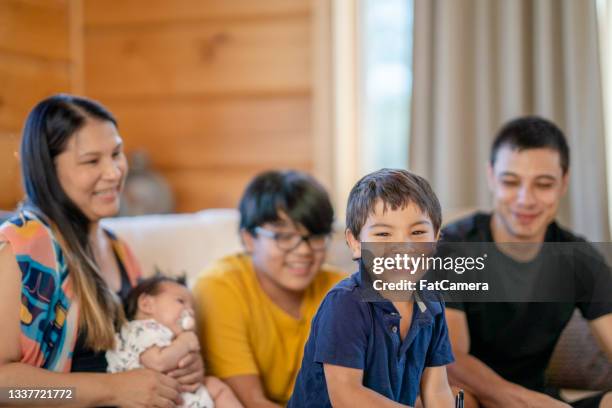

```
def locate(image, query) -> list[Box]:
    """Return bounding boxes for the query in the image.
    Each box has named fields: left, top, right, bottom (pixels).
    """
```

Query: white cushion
left=102, top=209, right=354, bottom=286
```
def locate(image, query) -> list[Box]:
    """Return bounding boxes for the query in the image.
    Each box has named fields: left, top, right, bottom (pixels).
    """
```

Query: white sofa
left=101, top=208, right=355, bottom=286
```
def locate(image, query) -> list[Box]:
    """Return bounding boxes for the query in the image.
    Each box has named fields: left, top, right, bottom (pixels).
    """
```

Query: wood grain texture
left=103, top=95, right=312, bottom=169
left=0, top=0, right=70, bottom=60
left=0, top=132, right=22, bottom=209
left=0, top=0, right=73, bottom=210
left=164, top=165, right=312, bottom=212
left=69, top=0, right=85, bottom=94
left=81, top=1, right=317, bottom=212
left=84, top=17, right=311, bottom=97
left=0, top=53, right=72, bottom=131
left=85, top=0, right=310, bottom=26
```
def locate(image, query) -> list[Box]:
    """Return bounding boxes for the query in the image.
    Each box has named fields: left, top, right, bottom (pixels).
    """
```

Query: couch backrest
left=102, top=209, right=355, bottom=285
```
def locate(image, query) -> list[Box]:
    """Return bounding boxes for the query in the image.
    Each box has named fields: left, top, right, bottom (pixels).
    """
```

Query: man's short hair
left=490, top=116, right=570, bottom=174
left=346, top=168, right=442, bottom=238
left=239, top=170, right=334, bottom=235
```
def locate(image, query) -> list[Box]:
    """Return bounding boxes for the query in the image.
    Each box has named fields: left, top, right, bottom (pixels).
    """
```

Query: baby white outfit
left=106, top=319, right=214, bottom=408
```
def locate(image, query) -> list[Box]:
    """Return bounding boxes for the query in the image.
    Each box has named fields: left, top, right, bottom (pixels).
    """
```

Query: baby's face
left=146, top=282, right=195, bottom=335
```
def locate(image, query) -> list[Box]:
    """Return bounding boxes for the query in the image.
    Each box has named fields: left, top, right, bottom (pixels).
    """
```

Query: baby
left=107, top=275, right=241, bottom=408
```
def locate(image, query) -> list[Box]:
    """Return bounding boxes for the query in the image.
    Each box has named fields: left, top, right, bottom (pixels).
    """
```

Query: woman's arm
left=0, top=363, right=183, bottom=407
left=140, top=331, right=200, bottom=373
left=0, top=243, right=182, bottom=408
left=0, top=241, right=23, bottom=366
left=0, top=242, right=111, bottom=406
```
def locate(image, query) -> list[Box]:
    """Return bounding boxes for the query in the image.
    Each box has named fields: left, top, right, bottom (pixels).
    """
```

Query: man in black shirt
left=443, top=117, right=612, bottom=408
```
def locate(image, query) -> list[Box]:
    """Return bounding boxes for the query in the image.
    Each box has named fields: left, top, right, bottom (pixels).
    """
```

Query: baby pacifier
left=179, top=309, right=195, bottom=331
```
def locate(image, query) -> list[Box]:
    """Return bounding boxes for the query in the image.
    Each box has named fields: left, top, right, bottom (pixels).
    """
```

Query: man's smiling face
left=488, top=145, right=568, bottom=242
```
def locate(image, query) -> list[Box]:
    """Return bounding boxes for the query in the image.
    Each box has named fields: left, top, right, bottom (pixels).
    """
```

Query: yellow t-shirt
left=193, top=253, right=346, bottom=405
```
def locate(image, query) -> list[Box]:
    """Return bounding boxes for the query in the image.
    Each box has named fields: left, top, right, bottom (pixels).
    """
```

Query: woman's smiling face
left=55, top=118, right=128, bottom=222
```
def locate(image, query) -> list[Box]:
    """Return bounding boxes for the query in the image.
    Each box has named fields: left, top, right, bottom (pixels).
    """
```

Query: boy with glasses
left=194, top=170, right=345, bottom=408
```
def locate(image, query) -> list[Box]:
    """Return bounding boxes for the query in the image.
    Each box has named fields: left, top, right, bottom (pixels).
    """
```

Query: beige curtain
left=410, top=0, right=610, bottom=241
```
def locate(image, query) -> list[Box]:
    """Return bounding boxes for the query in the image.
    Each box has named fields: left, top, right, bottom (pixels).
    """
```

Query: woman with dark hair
left=0, top=94, right=202, bottom=407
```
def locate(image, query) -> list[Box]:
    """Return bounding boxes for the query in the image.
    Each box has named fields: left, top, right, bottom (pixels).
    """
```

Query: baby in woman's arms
left=106, top=274, right=242, bottom=408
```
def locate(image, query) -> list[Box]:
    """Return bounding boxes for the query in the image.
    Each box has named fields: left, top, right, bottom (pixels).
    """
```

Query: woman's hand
left=168, top=351, right=205, bottom=393
left=167, top=350, right=205, bottom=393
left=107, top=368, right=183, bottom=407
left=176, top=330, right=200, bottom=353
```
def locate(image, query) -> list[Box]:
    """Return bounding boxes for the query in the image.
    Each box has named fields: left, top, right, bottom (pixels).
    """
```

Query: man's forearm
left=447, top=352, right=521, bottom=407
left=449, top=354, right=572, bottom=408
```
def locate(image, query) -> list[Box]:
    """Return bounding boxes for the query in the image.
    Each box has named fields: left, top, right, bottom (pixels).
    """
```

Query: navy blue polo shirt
left=288, top=271, right=454, bottom=407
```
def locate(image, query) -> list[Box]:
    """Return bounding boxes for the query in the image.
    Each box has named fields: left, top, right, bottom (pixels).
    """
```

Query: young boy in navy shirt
left=289, top=169, right=455, bottom=407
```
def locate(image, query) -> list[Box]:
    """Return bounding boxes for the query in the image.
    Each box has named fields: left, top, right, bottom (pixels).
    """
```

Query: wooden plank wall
left=83, top=0, right=315, bottom=212
left=0, top=0, right=75, bottom=209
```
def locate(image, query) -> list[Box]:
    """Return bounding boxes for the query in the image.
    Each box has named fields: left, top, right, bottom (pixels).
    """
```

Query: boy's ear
left=137, top=293, right=154, bottom=316
left=345, top=228, right=362, bottom=260
left=240, top=228, right=255, bottom=253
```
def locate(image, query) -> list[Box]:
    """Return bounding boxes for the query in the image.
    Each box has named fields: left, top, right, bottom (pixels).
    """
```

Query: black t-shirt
left=70, top=248, right=133, bottom=373
left=442, top=212, right=612, bottom=392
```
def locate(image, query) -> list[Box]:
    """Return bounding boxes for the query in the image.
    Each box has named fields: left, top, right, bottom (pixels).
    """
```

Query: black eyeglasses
left=254, top=226, right=330, bottom=252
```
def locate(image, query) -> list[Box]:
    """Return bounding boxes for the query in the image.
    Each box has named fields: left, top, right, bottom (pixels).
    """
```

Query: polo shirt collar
left=353, top=259, right=443, bottom=321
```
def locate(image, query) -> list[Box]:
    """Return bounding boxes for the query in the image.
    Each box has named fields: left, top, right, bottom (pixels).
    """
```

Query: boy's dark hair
left=124, top=273, right=187, bottom=320
left=490, top=116, right=570, bottom=174
left=239, top=170, right=334, bottom=236
left=346, top=169, right=442, bottom=238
